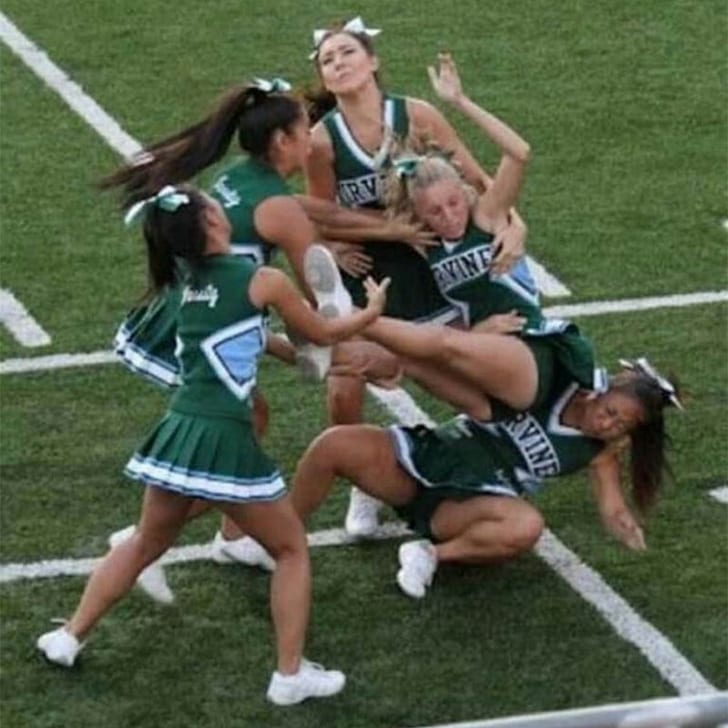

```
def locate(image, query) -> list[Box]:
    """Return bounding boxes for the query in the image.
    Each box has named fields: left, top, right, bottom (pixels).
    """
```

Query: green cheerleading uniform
left=125, top=255, right=285, bottom=502
left=322, top=94, right=456, bottom=323
left=114, top=158, right=291, bottom=388
left=389, top=367, right=608, bottom=539
left=427, top=220, right=596, bottom=417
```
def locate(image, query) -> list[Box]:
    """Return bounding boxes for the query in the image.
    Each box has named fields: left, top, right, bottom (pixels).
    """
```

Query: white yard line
left=2, top=289, right=726, bottom=375
left=0, top=289, right=51, bottom=347
left=0, top=9, right=720, bottom=701
left=544, top=290, right=728, bottom=319
left=0, top=12, right=140, bottom=160
left=708, top=487, right=728, bottom=505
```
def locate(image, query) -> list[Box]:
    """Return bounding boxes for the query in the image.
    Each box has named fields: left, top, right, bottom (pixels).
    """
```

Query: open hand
left=330, top=242, right=373, bottom=278
left=363, top=276, right=391, bottom=315
left=602, top=508, right=647, bottom=551
left=427, top=52, right=464, bottom=105
left=490, top=219, right=527, bottom=276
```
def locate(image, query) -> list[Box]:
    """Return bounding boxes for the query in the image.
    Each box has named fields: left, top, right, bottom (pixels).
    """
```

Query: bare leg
left=219, top=389, right=269, bottom=541
left=400, top=356, right=494, bottom=420
left=364, top=317, right=539, bottom=411
left=216, top=497, right=310, bottom=675
left=430, top=496, right=544, bottom=564
left=66, top=487, right=193, bottom=639
left=291, top=425, right=417, bottom=523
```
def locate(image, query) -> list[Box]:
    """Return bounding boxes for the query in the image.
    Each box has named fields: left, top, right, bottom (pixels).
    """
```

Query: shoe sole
left=303, top=246, right=352, bottom=317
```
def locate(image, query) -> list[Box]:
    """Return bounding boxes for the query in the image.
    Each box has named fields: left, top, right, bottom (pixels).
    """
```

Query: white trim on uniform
left=332, top=98, right=395, bottom=169
left=125, top=454, right=285, bottom=502
left=547, top=382, right=582, bottom=437
left=230, top=243, right=264, bottom=265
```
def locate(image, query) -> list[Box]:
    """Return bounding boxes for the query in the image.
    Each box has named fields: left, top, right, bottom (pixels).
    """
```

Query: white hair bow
left=124, top=185, right=190, bottom=227
left=619, top=357, right=684, bottom=410
left=310, top=16, right=381, bottom=59
left=251, top=77, right=292, bottom=94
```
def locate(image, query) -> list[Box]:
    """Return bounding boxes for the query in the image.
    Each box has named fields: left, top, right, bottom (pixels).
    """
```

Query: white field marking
left=722, top=219, right=728, bottom=232
left=708, top=487, right=728, bottom=505
left=0, top=12, right=571, bottom=299
left=0, top=522, right=411, bottom=584
left=0, top=289, right=51, bottom=347
left=2, top=289, right=726, bottom=376
left=526, top=255, right=571, bottom=298
left=0, top=350, right=117, bottom=374
left=544, top=290, right=728, bottom=319
left=0, top=12, right=141, bottom=160
left=0, top=12, right=719, bottom=699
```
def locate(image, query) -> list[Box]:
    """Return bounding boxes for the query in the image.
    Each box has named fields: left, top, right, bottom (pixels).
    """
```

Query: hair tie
left=310, top=16, right=381, bottom=59
left=619, top=357, right=683, bottom=410
left=124, top=185, right=190, bottom=227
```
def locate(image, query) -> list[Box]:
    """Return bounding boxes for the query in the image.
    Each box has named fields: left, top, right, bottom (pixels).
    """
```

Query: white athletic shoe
left=209, top=532, right=275, bottom=572
left=344, top=487, right=382, bottom=538
left=266, top=658, right=346, bottom=706
left=294, top=343, right=333, bottom=383
left=303, top=244, right=353, bottom=319
left=37, top=626, right=83, bottom=667
left=396, top=540, right=438, bottom=599
left=109, top=525, right=175, bottom=605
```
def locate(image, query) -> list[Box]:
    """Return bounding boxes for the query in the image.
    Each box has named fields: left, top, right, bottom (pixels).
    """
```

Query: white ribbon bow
left=310, top=16, right=381, bottom=59
left=619, top=356, right=684, bottom=410
left=251, top=77, right=292, bottom=94
left=124, top=185, right=190, bottom=227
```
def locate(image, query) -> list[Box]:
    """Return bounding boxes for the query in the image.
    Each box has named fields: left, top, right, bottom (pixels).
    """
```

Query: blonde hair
left=383, top=150, right=477, bottom=223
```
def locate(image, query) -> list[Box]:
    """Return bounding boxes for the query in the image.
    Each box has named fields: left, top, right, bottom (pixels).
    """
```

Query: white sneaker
left=109, top=525, right=175, bottom=605
left=294, top=343, right=333, bottom=383
left=396, top=540, right=438, bottom=599
left=37, top=627, right=83, bottom=667
left=266, top=658, right=346, bottom=706
left=209, top=532, right=275, bottom=572
left=344, top=487, right=382, bottom=538
left=303, top=244, right=353, bottom=319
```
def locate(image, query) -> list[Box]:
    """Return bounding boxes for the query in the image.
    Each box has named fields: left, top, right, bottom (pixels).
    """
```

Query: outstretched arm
left=249, top=267, right=389, bottom=346
left=589, top=448, right=647, bottom=551
left=428, top=53, right=530, bottom=232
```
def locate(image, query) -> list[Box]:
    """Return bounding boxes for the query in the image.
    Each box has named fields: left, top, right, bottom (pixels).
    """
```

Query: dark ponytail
left=137, top=185, right=208, bottom=292
left=101, top=85, right=303, bottom=207
left=610, top=370, right=681, bottom=515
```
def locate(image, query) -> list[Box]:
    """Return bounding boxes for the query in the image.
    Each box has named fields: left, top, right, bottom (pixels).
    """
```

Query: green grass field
left=1, top=2, right=726, bottom=727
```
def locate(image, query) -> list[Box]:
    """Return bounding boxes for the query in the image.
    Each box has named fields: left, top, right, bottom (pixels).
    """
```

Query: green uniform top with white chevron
left=170, top=255, right=267, bottom=421
left=426, top=220, right=543, bottom=329
left=322, top=94, right=452, bottom=321
left=391, top=369, right=606, bottom=500
left=210, top=156, right=290, bottom=265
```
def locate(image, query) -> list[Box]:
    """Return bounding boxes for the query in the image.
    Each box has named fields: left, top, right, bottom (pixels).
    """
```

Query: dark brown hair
left=102, top=85, right=304, bottom=207
left=610, top=370, right=681, bottom=514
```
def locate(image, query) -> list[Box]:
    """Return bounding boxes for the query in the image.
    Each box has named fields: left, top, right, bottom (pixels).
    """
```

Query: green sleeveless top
left=322, top=94, right=409, bottom=209
left=466, top=371, right=607, bottom=494
left=210, top=157, right=290, bottom=265
left=170, top=255, right=267, bottom=421
left=427, top=220, right=543, bottom=328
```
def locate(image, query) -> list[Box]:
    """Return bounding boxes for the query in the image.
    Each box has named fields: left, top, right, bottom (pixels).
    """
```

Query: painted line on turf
left=0, top=12, right=569, bottom=299
left=0, top=11, right=141, bottom=160
left=2, top=289, right=726, bottom=375
left=544, top=290, right=728, bottom=319
left=0, top=288, right=51, bottom=347
left=708, top=487, right=728, bottom=505
left=0, top=523, right=411, bottom=584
